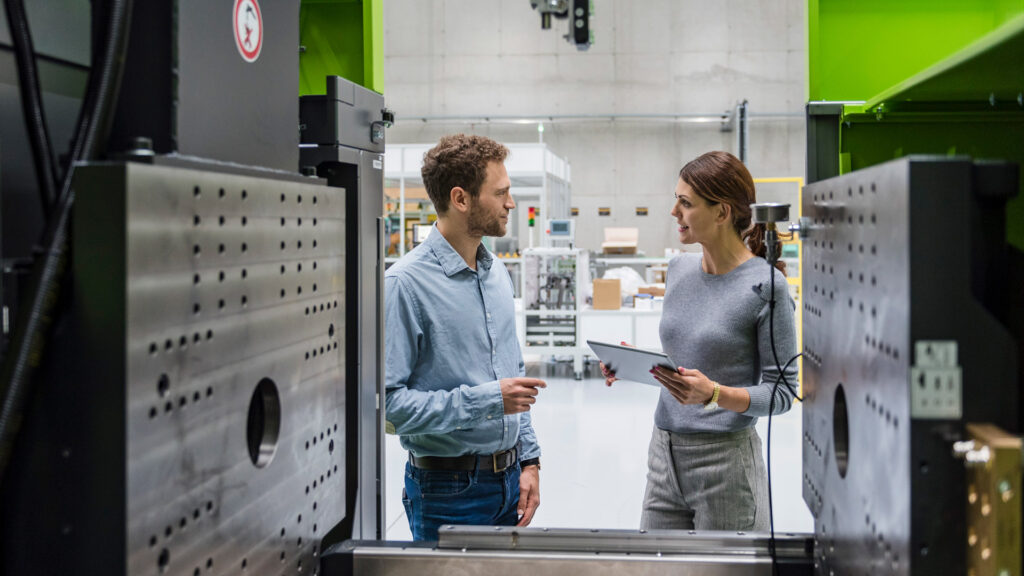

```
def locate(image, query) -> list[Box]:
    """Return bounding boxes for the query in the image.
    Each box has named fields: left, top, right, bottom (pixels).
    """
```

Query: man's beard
left=467, top=204, right=505, bottom=237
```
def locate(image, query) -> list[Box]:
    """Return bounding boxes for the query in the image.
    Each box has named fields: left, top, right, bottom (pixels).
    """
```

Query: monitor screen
left=550, top=220, right=570, bottom=235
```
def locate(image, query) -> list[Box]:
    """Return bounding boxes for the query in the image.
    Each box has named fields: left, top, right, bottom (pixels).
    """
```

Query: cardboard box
left=593, top=278, right=621, bottom=310
left=601, top=227, right=639, bottom=255
left=638, top=285, right=666, bottom=297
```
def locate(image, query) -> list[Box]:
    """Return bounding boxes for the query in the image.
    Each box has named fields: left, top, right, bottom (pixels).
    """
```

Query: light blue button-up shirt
left=384, top=225, right=540, bottom=461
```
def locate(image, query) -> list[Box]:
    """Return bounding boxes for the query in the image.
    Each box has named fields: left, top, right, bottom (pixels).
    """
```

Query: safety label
left=234, top=0, right=263, bottom=63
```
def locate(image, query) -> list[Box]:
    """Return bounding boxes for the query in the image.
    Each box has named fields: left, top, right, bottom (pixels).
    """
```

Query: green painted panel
left=809, top=0, right=1024, bottom=101
left=839, top=114, right=1024, bottom=249
left=866, top=14, right=1024, bottom=110
left=299, top=0, right=383, bottom=96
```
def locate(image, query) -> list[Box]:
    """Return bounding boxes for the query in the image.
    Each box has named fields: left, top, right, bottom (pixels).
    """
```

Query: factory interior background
left=380, top=0, right=810, bottom=539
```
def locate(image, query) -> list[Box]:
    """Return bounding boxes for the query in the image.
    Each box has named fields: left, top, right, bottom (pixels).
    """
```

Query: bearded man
left=384, top=134, right=545, bottom=541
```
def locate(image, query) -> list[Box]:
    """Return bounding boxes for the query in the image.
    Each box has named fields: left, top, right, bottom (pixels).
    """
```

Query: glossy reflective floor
left=385, top=360, right=813, bottom=540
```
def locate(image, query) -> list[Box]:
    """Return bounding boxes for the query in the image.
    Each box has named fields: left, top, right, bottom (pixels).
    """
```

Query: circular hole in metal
left=834, top=383, right=850, bottom=479
left=158, top=548, right=170, bottom=573
left=247, top=378, right=281, bottom=468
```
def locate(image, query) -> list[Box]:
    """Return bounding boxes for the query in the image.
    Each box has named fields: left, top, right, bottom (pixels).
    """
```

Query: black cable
left=0, top=0, right=134, bottom=485
left=3, top=0, right=59, bottom=218
left=764, top=259, right=803, bottom=576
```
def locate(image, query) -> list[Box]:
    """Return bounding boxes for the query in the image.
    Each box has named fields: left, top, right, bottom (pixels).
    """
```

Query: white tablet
left=587, top=340, right=674, bottom=387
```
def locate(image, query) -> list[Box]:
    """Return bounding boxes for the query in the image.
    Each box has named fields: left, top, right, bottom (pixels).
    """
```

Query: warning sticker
left=234, top=0, right=263, bottom=63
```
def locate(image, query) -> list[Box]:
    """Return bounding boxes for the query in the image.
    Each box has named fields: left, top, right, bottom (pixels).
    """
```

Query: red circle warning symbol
left=234, top=0, right=263, bottom=63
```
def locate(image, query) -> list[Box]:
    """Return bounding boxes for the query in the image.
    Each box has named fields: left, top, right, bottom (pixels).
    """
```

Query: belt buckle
left=492, top=448, right=514, bottom=473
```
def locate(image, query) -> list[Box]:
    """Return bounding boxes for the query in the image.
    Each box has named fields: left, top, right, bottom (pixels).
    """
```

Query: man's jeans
left=403, top=460, right=521, bottom=541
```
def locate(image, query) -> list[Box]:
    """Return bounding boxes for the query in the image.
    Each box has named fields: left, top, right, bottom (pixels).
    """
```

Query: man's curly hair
left=421, top=134, right=509, bottom=214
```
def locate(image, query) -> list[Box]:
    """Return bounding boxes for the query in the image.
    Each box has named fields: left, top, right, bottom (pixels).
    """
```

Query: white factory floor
left=384, top=359, right=814, bottom=540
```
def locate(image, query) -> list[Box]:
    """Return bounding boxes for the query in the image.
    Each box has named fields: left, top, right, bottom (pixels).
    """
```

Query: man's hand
left=500, top=378, right=546, bottom=414
left=516, top=464, right=540, bottom=526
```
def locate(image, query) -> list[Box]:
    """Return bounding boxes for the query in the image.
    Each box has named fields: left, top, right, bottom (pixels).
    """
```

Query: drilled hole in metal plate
left=193, top=245, right=201, bottom=256
left=328, top=439, right=334, bottom=453
left=242, top=189, right=248, bottom=200
left=297, top=195, right=303, bottom=204
left=158, top=548, right=170, bottom=573
left=193, top=215, right=201, bottom=226
left=242, top=268, right=248, bottom=279
left=219, top=188, right=225, bottom=198
left=834, top=383, right=850, bottom=479
left=280, top=241, right=286, bottom=251
left=218, top=215, right=225, bottom=226
left=242, top=243, right=248, bottom=253
left=193, top=186, right=201, bottom=198
left=150, top=342, right=158, bottom=355
left=219, top=270, right=225, bottom=282
left=247, top=378, right=281, bottom=468
left=242, top=216, right=248, bottom=226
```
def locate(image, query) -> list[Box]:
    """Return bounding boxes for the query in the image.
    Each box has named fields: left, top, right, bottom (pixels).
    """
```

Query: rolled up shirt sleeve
left=384, top=275, right=504, bottom=435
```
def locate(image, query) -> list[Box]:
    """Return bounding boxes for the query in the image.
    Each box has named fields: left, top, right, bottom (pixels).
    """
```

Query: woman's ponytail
left=743, top=223, right=787, bottom=275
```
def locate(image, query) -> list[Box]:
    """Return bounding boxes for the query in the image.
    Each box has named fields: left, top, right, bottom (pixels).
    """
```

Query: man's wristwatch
left=703, top=382, right=721, bottom=411
left=520, top=457, right=541, bottom=470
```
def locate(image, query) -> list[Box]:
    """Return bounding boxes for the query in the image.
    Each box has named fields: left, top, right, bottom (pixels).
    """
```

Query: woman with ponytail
left=602, top=151, right=797, bottom=531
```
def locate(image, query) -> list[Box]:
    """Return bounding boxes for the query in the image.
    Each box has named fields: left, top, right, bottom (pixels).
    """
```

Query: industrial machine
left=799, top=156, right=1021, bottom=576
left=527, top=0, right=592, bottom=51
left=0, top=1, right=387, bottom=574
left=521, top=246, right=589, bottom=378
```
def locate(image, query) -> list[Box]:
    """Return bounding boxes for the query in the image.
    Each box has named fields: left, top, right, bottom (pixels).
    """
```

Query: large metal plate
left=801, top=157, right=1019, bottom=576
left=74, top=162, right=347, bottom=576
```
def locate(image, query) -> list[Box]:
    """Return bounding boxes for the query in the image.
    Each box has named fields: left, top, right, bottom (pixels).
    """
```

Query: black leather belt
left=409, top=447, right=518, bottom=473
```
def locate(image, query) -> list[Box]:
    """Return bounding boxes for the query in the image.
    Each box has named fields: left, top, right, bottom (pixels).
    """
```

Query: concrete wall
left=383, top=0, right=807, bottom=256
